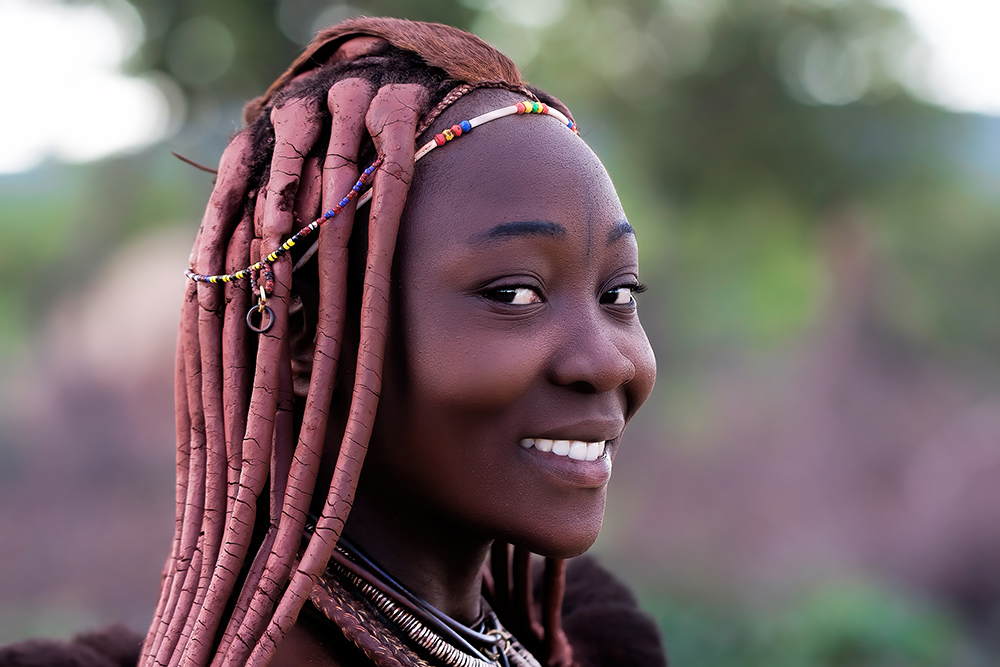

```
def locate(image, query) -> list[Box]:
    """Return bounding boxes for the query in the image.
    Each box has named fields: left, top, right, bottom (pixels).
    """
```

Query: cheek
left=408, top=324, right=546, bottom=410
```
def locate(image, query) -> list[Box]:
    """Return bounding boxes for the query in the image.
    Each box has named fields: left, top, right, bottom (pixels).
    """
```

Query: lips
left=516, top=433, right=617, bottom=489
left=519, top=438, right=606, bottom=461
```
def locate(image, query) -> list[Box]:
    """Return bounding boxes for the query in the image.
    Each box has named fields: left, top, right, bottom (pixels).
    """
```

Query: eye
left=600, top=283, right=647, bottom=306
left=483, top=286, right=543, bottom=305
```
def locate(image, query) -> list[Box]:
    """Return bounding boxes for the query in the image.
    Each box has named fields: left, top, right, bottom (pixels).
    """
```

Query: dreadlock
left=142, top=18, right=577, bottom=667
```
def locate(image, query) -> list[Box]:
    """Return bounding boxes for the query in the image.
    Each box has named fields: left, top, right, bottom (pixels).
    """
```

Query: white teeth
left=586, top=441, right=603, bottom=461
left=520, top=438, right=607, bottom=461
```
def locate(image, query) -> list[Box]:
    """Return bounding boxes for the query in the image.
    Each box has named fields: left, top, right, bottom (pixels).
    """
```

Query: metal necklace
left=304, top=522, right=541, bottom=667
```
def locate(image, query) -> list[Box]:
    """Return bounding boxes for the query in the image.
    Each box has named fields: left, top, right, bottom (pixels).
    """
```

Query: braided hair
left=142, top=18, right=578, bottom=667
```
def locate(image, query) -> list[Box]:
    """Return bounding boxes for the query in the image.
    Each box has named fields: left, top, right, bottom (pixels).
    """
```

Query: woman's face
left=364, top=90, right=656, bottom=558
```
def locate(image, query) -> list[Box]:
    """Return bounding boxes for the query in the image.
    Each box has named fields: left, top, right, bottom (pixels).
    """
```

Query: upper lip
left=523, top=420, right=624, bottom=444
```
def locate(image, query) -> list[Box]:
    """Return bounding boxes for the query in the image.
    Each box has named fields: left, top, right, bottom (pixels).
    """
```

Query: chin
left=504, top=503, right=606, bottom=559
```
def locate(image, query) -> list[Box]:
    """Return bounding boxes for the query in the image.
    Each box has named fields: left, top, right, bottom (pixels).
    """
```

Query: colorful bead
left=459, top=120, right=472, bottom=133
left=185, top=159, right=382, bottom=285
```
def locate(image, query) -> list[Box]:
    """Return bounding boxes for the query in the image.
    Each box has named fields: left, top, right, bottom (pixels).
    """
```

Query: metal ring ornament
left=246, top=304, right=274, bottom=333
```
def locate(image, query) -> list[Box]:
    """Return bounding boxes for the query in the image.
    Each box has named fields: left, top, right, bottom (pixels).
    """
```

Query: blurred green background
left=3, top=0, right=1000, bottom=664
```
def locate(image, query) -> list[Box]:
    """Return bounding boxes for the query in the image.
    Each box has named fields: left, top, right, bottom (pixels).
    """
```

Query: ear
left=288, top=289, right=316, bottom=399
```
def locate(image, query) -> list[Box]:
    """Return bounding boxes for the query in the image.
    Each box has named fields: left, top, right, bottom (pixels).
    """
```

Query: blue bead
left=460, top=120, right=472, bottom=132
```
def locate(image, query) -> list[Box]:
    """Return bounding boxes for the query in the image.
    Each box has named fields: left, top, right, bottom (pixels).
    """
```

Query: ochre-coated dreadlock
left=143, top=18, right=577, bottom=667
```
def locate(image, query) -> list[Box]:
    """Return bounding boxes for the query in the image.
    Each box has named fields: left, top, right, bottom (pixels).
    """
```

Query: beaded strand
left=186, top=101, right=578, bottom=287
left=185, top=160, right=381, bottom=284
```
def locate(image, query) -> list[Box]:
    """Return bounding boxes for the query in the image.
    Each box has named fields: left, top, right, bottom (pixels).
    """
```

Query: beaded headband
left=185, top=100, right=578, bottom=332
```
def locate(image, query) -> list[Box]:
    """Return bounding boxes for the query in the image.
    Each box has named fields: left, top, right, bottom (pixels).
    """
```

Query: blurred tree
left=6, top=0, right=991, bottom=360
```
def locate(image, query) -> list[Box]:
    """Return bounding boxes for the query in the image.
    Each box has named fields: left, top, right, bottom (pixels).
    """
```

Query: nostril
left=564, top=380, right=598, bottom=394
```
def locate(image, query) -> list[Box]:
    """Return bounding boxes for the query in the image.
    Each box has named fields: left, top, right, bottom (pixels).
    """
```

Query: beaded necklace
left=184, top=101, right=577, bottom=332
left=304, top=525, right=543, bottom=667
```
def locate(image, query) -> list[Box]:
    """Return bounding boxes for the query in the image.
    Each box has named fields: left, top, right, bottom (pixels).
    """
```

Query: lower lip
left=519, top=440, right=614, bottom=489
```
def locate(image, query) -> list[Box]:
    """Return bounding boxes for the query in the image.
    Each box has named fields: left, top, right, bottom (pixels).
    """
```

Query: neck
left=341, top=492, right=491, bottom=625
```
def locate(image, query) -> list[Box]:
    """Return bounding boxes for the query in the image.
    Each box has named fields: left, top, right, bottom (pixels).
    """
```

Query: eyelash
left=482, top=282, right=647, bottom=306
left=483, top=286, right=543, bottom=305
left=600, top=282, right=647, bottom=306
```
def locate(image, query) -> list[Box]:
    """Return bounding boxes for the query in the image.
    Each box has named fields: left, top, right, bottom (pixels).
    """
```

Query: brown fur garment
left=0, top=557, right=666, bottom=667
left=0, top=625, right=142, bottom=667
left=558, top=557, right=668, bottom=667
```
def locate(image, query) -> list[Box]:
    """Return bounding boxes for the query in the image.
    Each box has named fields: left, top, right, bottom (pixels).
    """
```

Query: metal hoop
left=246, top=304, right=274, bottom=333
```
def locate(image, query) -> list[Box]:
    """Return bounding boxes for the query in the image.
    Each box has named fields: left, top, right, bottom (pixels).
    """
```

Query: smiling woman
left=0, top=16, right=663, bottom=667
left=377, top=92, right=654, bottom=568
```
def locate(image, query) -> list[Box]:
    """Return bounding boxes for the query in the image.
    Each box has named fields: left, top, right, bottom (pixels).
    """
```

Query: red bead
left=451, top=124, right=463, bottom=136
left=516, top=102, right=526, bottom=114
left=435, top=134, right=447, bottom=146
left=541, top=103, right=549, bottom=114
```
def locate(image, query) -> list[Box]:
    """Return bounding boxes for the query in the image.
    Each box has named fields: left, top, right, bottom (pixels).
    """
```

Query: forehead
left=401, top=90, right=628, bottom=252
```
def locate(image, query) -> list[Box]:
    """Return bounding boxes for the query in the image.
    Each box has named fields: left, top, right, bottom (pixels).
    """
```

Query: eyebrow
left=471, top=221, right=567, bottom=244
left=607, top=220, right=635, bottom=245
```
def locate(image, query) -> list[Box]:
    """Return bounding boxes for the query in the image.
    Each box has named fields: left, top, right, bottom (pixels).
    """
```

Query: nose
left=548, top=313, right=639, bottom=394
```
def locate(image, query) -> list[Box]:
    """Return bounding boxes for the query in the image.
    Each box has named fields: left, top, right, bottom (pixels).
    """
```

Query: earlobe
left=287, top=292, right=316, bottom=398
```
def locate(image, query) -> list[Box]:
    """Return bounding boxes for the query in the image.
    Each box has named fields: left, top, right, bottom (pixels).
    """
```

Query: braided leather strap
left=310, top=577, right=433, bottom=667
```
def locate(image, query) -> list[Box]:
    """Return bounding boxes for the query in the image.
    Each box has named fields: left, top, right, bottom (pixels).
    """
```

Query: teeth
left=520, top=438, right=607, bottom=461
left=586, top=441, right=602, bottom=461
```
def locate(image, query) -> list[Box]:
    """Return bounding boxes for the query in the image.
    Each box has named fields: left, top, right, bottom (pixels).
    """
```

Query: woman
left=1, top=17, right=661, bottom=667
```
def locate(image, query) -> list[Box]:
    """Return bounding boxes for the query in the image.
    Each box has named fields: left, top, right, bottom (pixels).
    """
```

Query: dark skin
left=274, top=89, right=656, bottom=665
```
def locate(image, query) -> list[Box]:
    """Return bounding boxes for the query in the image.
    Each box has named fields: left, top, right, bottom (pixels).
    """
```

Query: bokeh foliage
left=7, top=0, right=998, bottom=364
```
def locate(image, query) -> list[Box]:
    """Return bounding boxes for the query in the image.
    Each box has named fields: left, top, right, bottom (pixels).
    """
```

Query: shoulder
left=560, top=556, right=668, bottom=667
left=0, top=625, right=142, bottom=667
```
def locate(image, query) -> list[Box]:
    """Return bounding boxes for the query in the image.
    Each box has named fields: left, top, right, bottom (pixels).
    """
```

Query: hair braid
left=139, top=335, right=192, bottom=665
left=177, top=133, right=257, bottom=666
left=150, top=286, right=208, bottom=665
left=145, top=17, right=580, bottom=667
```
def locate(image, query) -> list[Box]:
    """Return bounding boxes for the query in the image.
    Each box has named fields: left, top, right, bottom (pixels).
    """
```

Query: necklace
left=305, top=528, right=542, bottom=667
